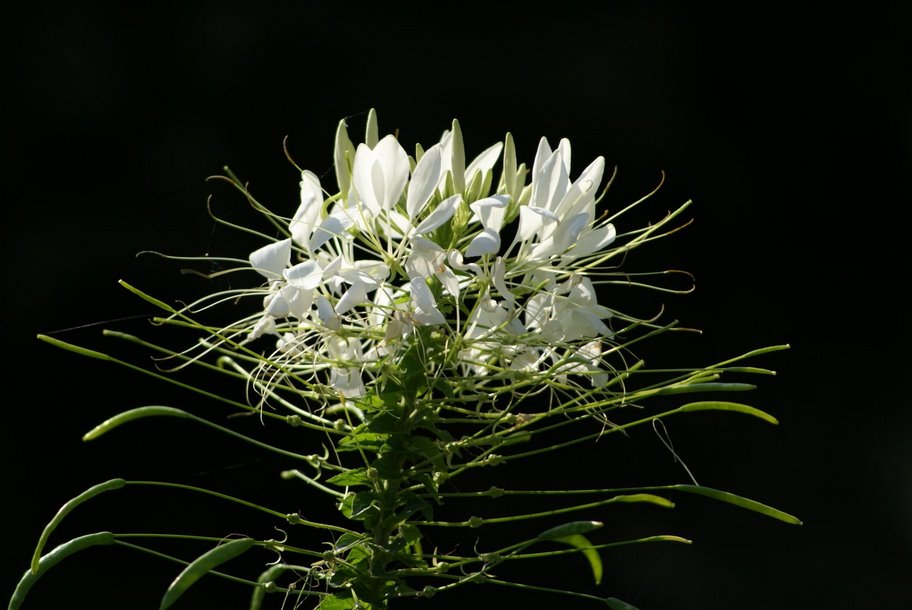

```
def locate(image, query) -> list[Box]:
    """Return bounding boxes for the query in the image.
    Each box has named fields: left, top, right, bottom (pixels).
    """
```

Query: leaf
left=337, top=431, right=387, bottom=452
left=316, top=592, right=356, bottom=609
left=31, top=479, right=125, bottom=573
left=11, top=532, right=115, bottom=610
left=159, top=538, right=255, bottom=609
left=83, top=406, right=192, bottom=441
left=673, top=485, right=803, bottom=525
left=675, top=401, right=779, bottom=425
left=326, top=468, right=372, bottom=487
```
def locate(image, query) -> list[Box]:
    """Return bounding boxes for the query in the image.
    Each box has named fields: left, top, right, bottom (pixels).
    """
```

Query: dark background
left=4, top=2, right=910, bottom=609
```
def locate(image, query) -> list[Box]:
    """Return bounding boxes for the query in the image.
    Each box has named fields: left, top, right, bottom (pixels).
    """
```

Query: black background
left=4, top=2, right=911, bottom=609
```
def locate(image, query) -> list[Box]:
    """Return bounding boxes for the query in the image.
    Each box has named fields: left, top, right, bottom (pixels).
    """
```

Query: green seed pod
left=30, top=479, right=125, bottom=573
left=11, top=531, right=115, bottom=610
left=159, top=537, right=255, bottom=610
left=536, top=520, right=604, bottom=540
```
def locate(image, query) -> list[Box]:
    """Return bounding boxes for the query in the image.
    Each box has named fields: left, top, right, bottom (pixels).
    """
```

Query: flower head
left=173, top=111, right=684, bottom=410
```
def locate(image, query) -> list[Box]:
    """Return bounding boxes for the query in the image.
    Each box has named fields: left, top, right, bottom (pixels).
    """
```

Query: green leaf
left=83, top=406, right=191, bottom=441
left=337, top=431, right=387, bottom=452
left=316, top=592, right=355, bottom=609
left=30, top=479, right=125, bottom=573
left=159, top=538, right=255, bottom=609
left=11, top=532, right=115, bottom=610
left=554, top=534, right=603, bottom=585
left=673, top=485, right=803, bottom=525
left=675, top=401, right=779, bottom=425
left=326, top=468, right=372, bottom=487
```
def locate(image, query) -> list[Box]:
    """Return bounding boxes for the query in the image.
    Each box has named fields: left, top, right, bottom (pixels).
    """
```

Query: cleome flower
left=173, top=110, right=683, bottom=410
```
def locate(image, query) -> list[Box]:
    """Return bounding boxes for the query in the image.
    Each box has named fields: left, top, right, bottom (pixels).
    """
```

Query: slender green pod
left=674, top=485, right=803, bottom=525
left=30, top=479, right=125, bottom=573
left=159, top=537, right=255, bottom=610
left=536, top=520, right=603, bottom=540
left=249, top=564, right=289, bottom=610
left=676, top=401, right=779, bottom=425
left=83, top=407, right=190, bottom=441
left=11, top=531, right=115, bottom=610
left=36, top=334, right=111, bottom=361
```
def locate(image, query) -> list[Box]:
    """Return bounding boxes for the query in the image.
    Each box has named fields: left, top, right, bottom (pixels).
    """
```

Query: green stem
left=125, top=480, right=355, bottom=534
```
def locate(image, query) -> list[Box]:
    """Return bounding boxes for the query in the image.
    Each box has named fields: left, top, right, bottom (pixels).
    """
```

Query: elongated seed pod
left=160, top=537, right=255, bottom=610
left=11, top=531, right=115, bottom=610
left=30, top=479, right=125, bottom=573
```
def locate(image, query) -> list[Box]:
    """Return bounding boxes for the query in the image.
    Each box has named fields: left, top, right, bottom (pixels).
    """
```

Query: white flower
left=205, top=110, right=647, bottom=405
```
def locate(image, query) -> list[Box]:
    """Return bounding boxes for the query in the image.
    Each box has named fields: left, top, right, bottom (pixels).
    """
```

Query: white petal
left=284, top=260, right=323, bottom=290
left=285, top=286, right=313, bottom=319
left=352, top=143, right=382, bottom=214
left=316, top=295, right=339, bottom=329
left=516, top=205, right=558, bottom=242
left=410, top=278, right=445, bottom=325
left=551, top=212, right=590, bottom=253
left=371, top=286, right=397, bottom=328
left=557, top=138, right=572, bottom=174
left=464, top=142, right=503, bottom=186
left=469, top=195, right=510, bottom=232
left=532, top=137, right=553, bottom=179
left=559, top=156, right=604, bottom=220
left=249, top=239, right=291, bottom=279
left=436, top=267, right=460, bottom=299
left=465, top=228, right=500, bottom=258
left=248, top=315, right=277, bottom=340
left=374, top=135, right=409, bottom=211
left=525, top=292, right=551, bottom=329
left=335, top=282, right=368, bottom=315
left=291, top=171, right=323, bottom=248
left=331, top=368, right=365, bottom=398
left=532, top=150, right=569, bottom=213
left=448, top=249, right=482, bottom=277
left=413, top=308, right=445, bottom=326
left=265, top=292, right=290, bottom=318
left=405, top=235, right=442, bottom=279
left=492, top=257, right=515, bottom=307
left=406, top=145, right=442, bottom=220
left=566, top=223, right=616, bottom=260
left=414, top=194, right=460, bottom=235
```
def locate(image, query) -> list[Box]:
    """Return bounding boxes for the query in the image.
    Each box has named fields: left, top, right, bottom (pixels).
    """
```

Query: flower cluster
left=199, top=111, right=646, bottom=409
